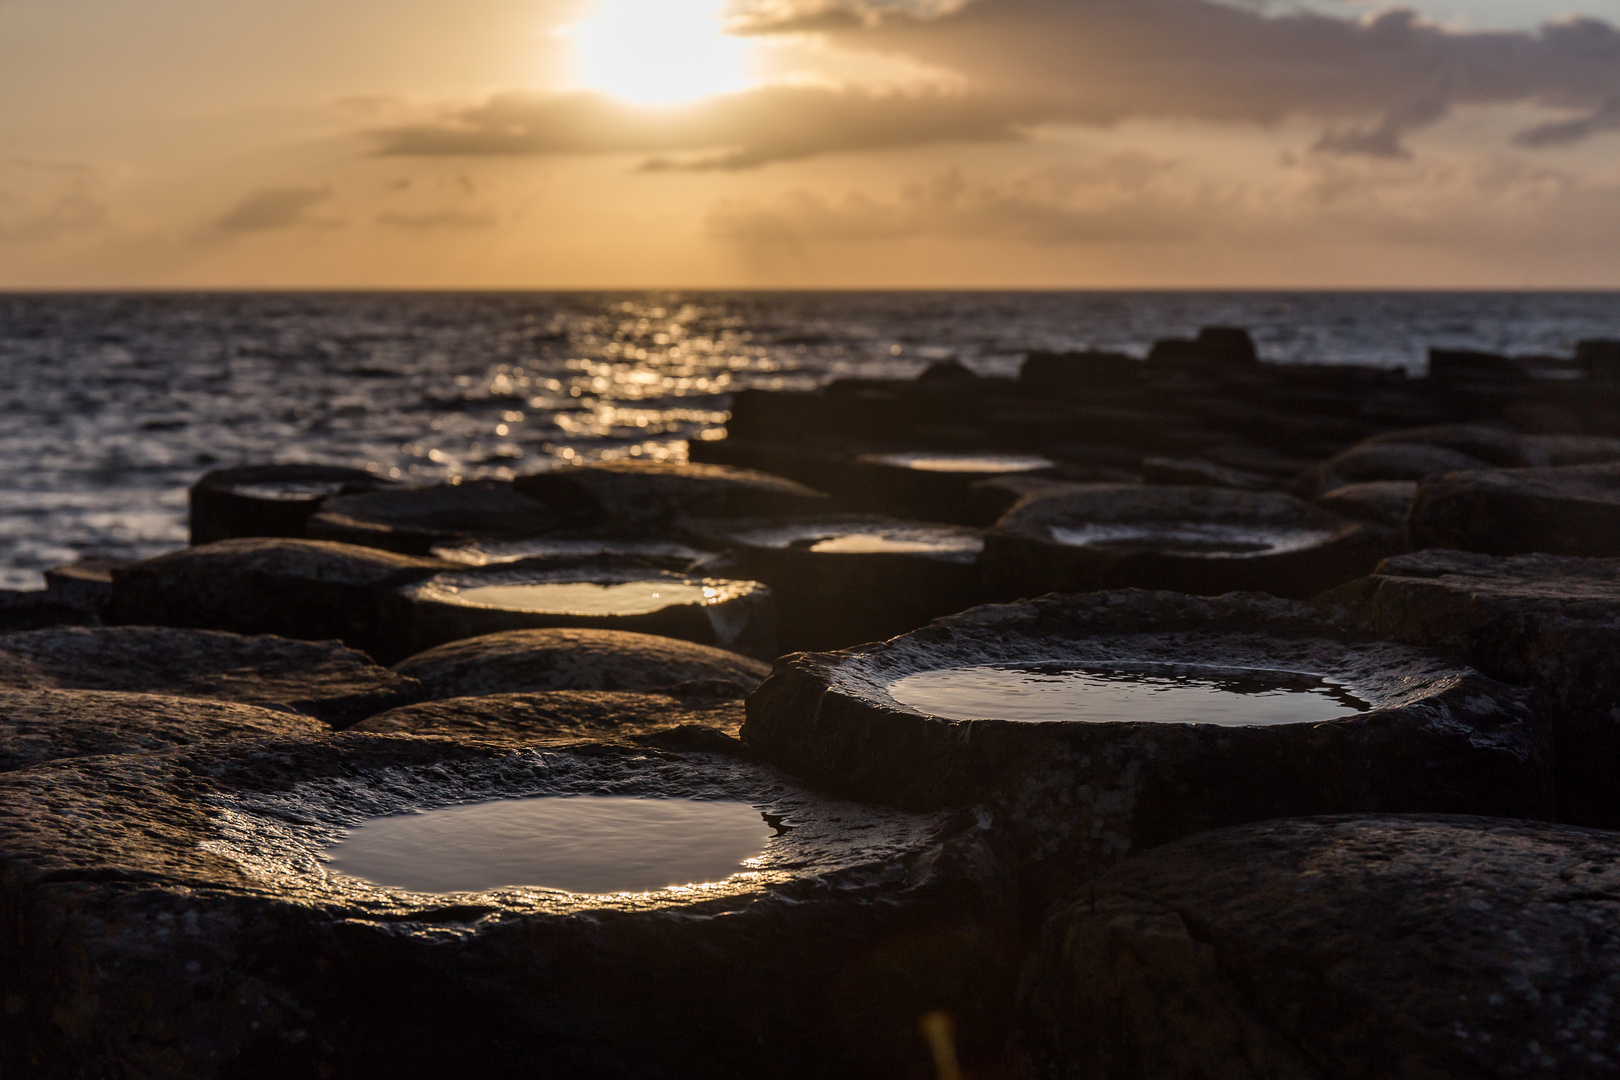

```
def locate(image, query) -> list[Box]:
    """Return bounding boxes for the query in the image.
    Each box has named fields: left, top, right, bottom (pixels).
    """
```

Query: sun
left=564, top=0, right=756, bottom=108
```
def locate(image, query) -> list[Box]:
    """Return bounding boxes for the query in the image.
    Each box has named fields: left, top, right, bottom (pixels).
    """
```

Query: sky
left=2, top=0, right=1619, bottom=288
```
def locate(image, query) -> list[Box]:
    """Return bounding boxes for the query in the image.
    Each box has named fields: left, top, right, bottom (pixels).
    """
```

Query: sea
left=4, top=290, right=1618, bottom=590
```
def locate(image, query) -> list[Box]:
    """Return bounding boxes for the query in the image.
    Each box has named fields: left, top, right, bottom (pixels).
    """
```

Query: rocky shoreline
left=4, top=327, right=1620, bottom=1077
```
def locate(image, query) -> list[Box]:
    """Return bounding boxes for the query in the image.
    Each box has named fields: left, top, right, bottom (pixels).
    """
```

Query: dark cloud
left=216, top=186, right=337, bottom=231
left=373, top=0, right=1620, bottom=167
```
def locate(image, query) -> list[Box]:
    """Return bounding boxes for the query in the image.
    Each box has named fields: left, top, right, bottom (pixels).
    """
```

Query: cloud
left=216, top=186, right=338, bottom=231
left=708, top=160, right=1210, bottom=244
left=0, top=159, right=109, bottom=243
left=373, top=0, right=1620, bottom=167
left=376, top=208, right=498, bottom=228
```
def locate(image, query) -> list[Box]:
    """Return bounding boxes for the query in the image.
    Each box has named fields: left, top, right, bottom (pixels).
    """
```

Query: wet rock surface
left=1326, top=549, right=1620, bottom=825
left=836, top=451, right=1059, bottom=525
left=684, top=514, right=984, bottom=652
left=189, top=463, right=396, bottom=546
left=1015, top=814, right=1620, bottom=1080
left=984, top=485, right=1393, bottom=601
left=0, top=735, right=1020, bottom=1080
left=1301, top=441, right=1492, bottom=495
left=0, top=687, right=326, bottom=771
left=1408, top=462, right=1620, bottom=556
left=393, top=627, right=774, bottom=700
left=108, top=538, right=450, bottom=663
left=304, top=480, right=561, bottom=555
left=745, top=590, right=1550, bottom=905
left=513, top=459, right=831, bottom=527
left=382, top=559, right=776, bottom=660
left=0, top=625, right=421, bottom=726
left=430, top=533, right=714, bottom=569
left=352, top=689, right=745, bottom=744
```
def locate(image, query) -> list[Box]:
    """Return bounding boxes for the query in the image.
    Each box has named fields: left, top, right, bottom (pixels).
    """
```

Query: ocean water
left=3, top=290, right=1618, bottom=589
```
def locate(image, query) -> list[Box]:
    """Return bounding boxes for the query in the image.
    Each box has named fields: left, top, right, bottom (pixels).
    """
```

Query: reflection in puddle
left=323, top=795, right=771, bottom=894
left=449, top=580, right=715, bottom=614
left=888, top=662, right=1368, bottom=726
left=732, top=522, right=983, bottom=560
left=864, top=452, right=1054, bottom=474
left=1050, top=523, right=1335, bottom=557
left=433, top=537, right=708, bottom=566
left=230, top=481, right=352, bottom=501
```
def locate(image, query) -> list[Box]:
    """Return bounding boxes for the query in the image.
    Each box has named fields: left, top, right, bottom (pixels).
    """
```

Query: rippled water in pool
left=323, top=795, right=771, bottom=894
left=1049, top=523, right=1336, bottom=557
left=888, top=662, right=1368, bottom=725
left=447, top=580, right=714, bottom=614
left=864, top=452, right=1054, bottom=473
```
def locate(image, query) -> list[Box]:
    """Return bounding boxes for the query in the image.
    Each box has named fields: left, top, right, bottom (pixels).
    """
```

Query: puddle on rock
left=1049, top=523, right=1335, bottom=557
left=888, top=662, right=1368, bottom=726
left=447, top=580, right=716, bottom=614
left=230, top=480, right=352, bottom=501
left=863, top=452, right=1054, bottom=474
left=323, top=795, right=772, bottom=894
left=733, top=522, right=983, bottom=559
left=433, top=538, right=709, bottom=566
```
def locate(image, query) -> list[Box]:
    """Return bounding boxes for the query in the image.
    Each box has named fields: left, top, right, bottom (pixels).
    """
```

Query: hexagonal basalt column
left=382, top=559, right=776, bottom=660
left=984, top=485, right=1393, bottom=600
left=684, top=515, right=984, bottom=652
left=0, top=737, right=1020, bottom=1079
left=744, top=591, right=1552, bottom=905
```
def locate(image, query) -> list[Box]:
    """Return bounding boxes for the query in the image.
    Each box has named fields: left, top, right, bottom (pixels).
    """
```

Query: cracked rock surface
left=0, top=625, right=421, bottom=726
left=1326, top=549, right=1620, bottom=825
left=745, top=591, right=1551, bottom=906
left=352, top=689, right=745, bottom=744
left=1015, top=814, right=1620, bottom=1080
left=393, top=627, right=774, bottom=700
left=0, top=735, right=1020, bottom=1080
left=0, top=687, right=327, bottom=771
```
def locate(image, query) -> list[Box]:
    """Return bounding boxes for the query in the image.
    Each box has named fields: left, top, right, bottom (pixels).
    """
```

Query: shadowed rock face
left=0, top=687, right=327, bottom=771
left=382, top=560, right=777, bottom=660
left=0, top=625, right=421, bottom=726
left=835, top=451, right=1059, bottom=525
left=108, top=538, right=451, bottom=663
left=513, top=460, right=831, bottom=528
left=1408, top=463, right=1620, bottom=557
left=305, top=480, right=561, bottom=555
left=744, top=591, right=1551, bottom=907
left=393, top=627, right=774, bottom=701
left=1301, top=442, right=1492, bottom=496
left=683, top=514, right=984, bottom=652
left=352, top=690, right=745, bottom=745
left=984, top=485, right=1394, bottom=601
left=1315, top=480, right=1418, bottom=526
left=189, top=463, right=395, bottom=546
left=1324, top=549, right=1620, bottom=826
left=1015, top=815, right=1620, bottom=1080
left=0, top=736, right=1020, bottom=1080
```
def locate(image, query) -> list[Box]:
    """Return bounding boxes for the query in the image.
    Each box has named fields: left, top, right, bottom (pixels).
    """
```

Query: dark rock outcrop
left=1325, top=549, right=1620, bottom=825
left=984, top=485, right=1394, bottom=601
left=0, top=687, right=326, bottom=771
left=513, top=460, right=830, bottom=529
left=1407, top=463, right=1620, bottom=556
left=0, top=736, right=1020, bottom=1079
left=835, top=451, right=1059, bottom=525
left=744, top=591, right=1550, bottom=906
left=1315, top=480, right=1419, bottom=527
left=1301, top=441, right=1493, bottom=495
left=683, top=515, right=984, bottom=652
left=189, top=463, right=395, bottom=546
left=1016, top=814, right=1620, bottom=1080
left=108, top=538, right=449, bottom=663
left=381, top=560, right=776, bottom=660
left=41, top=557, right=124, bottom=619
left=0, top=625, right=420, bottom=726
left=393, top=627, right=774, bottom=701
left=352, top=689, right=745, bottom=744
left=304, top=480, right=559, bottom=555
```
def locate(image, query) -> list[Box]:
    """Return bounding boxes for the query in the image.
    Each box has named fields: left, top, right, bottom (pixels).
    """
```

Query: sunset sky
left=3, top=0, right=1619, bottom=288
